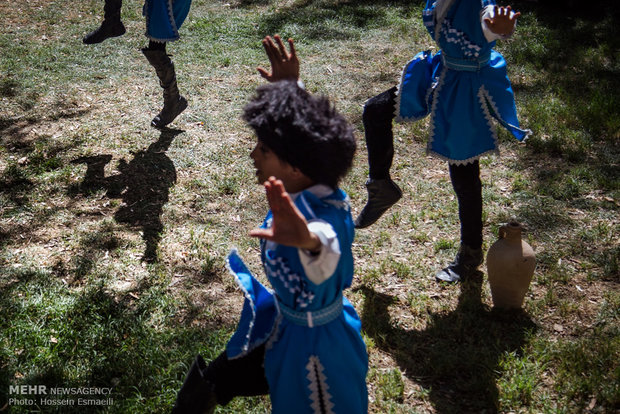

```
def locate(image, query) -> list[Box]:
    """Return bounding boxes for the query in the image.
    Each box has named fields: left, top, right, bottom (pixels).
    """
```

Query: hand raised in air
left=249, top=177, right=321, bottom=252
left=257, top=35, right=300, bottom=82
left=484, top=5, right=521, bottom=37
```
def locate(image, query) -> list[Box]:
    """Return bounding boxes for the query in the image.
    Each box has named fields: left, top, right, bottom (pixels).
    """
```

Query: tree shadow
left=490, top=1, right=620, bottom=284
left=0, top=107, right=91, bottom=154
left=0, top=110, right=91, bottom=252
left=359, top=273, right=537, bottom=413
left=507, top=1, right=619, bottom=150
left=0, top=265, right=226, bottom=413
left=70, top=129, right=182, bottom=263
left=248, top=0, right=423, bottom=41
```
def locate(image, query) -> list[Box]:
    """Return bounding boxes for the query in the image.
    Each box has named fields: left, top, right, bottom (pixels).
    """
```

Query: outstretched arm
left=484, top=5, right=521, bottom=37
left=249, top=177, right=321, bottom=252
left=256, top=35, right=300, bottom=82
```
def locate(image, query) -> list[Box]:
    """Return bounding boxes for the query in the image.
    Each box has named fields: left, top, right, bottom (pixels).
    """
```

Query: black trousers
left=203, top=345, right=269, bottom=406
left=363, top=87, right=483, bottom=249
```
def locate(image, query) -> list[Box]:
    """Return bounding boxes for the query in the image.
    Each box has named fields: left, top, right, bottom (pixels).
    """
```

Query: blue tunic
left=226, top=188, right=368, bottom=413
left=143, top=0, right=192, bottom=42
left=396, top=0, right=530, bottom=165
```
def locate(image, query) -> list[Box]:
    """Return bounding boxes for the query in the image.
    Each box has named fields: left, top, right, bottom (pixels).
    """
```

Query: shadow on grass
left=0, top=265, right=230, bottom=413
left=249, top=0, right=423, bottom=41
left=70, top=129, right=182, bottom=263
left=470, top=1, right=620, bottom=283
left=359, top=273, right=537, bottom=413
left=0, top=107, right=90, bottom=252
left=508, top=2, right=619, bottom=168
left=0, top=106, right=91, bottom=154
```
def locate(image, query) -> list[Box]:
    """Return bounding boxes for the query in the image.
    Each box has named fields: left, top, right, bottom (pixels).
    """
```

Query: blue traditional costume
left=395, top=0, right=530, bottom=164
left=355, top=0, right=529, bottom=282
left=143, top=0, right=192, bottom=42
left=226, top=185, right=368, bottom=413
left=139, top=0, right=191, bottom=127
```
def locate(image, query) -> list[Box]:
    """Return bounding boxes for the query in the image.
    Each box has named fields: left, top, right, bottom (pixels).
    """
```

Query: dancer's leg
left=142, top=41, right=188, bottom=128
left=172, top=345, right=269, bottom=413
left=435, top=161, right=483, bottom=283
left=83, top=0, right=126, bottom=44
left=355, top=87, right=402, bottom=229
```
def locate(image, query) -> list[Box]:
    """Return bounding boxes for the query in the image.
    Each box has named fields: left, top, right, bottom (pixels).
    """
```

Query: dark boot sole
left=83, top=23, right=126, bottom=44
left=151, top=97, right=188, bottom=129
left=354, top=183, right=402, bottom=229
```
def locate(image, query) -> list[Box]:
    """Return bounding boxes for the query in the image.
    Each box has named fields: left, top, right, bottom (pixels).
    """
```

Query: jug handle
left=499, top=222, right=522, bottom=239
left=499, top=225, right=507, bottom=239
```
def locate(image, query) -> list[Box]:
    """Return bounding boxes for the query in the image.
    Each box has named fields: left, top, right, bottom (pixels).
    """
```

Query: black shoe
left=435, top=244, right=483, bottom=283
left=171, top=355, right=217, bottom=414
left=152, top=95, right=188, bottom=128
left=141, top=49, right=188, bottom=128
left=83, top=19, right=126, bottom=44
left=354, top=179, right=402, bottom=229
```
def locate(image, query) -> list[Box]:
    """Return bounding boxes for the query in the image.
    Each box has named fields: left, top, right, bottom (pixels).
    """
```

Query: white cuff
left=298, top=220, right=341, bottom=285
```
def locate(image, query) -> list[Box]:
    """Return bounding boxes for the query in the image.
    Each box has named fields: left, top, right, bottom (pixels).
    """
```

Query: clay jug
left=486, top=222, right=536, bottom=309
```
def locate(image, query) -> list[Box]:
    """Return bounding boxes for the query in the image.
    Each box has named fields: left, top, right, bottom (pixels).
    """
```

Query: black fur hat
left=243, top=80, right=356, bottom=188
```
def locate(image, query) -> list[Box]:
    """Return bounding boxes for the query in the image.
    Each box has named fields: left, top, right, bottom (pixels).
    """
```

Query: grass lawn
left=1, top=0, right=618, bottom=412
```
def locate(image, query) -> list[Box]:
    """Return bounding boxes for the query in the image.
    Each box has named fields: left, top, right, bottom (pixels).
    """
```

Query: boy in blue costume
left=171, top=36, right=368, bottom=414
left=355, top=1, right=530, bottom=283
left=82, top=0, right=191, bottom=128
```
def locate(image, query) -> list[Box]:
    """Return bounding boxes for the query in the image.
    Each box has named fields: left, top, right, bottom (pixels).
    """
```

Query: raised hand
left=256, top=35, right=300, bottom=82
left=484, top=5, right=521, bottom=36
left=249, top=177, right=321, bottom=252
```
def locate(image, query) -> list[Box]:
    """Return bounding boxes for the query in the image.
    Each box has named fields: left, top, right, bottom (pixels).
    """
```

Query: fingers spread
left=263, top=36, right=280, bottom=65
left=274, top=35, right=289, bottom=60
left=287, top=38, right=298, bottom=62
left=249, top=228, right=274, bottom=240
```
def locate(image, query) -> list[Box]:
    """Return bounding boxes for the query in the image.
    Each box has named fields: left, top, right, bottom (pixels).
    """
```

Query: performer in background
left=355, top=0, right=529, bottom=283
left=83, top=0, right=191, bottom=128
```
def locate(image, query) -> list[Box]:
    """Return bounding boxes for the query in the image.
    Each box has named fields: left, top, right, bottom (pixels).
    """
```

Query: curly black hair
left=243, top=80, right=356, bottom=189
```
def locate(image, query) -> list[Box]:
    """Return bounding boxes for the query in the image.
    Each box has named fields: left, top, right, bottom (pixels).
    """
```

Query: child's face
left=250, top=141, right=296, bottom=187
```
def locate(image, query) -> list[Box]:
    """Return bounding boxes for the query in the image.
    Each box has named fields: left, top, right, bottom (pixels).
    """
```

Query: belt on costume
left=277, top=294, right=343, bottom=328
left=441, top=53, right=491, bottom=71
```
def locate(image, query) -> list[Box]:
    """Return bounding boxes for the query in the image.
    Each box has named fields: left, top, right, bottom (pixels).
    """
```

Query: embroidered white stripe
left=425, top=83, right=500, bottom=166
left=394, top=52, right=436, bottom=123
left=225, top=249, right=277, bottom=359
left=426, top=66, right=448, bottom=151
left=306, top=356, right=335, bottom=414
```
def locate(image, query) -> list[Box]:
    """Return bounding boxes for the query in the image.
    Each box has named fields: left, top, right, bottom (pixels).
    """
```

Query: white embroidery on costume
left=264, top=255, right=315, bottom=308
left=426, top=66, right=448, bottom=156
left=323, top=199, right=350, bottom=211
left=306, top=355, right=335, bottom=414
left=425, top=78, right=501, bottom=165
left=225, top=249, right=278, bottom=359
left=478, top=85, right=498, bottom=145
left=433, top=0, right=457, bottom=44
left=441, top=20, right=483, bottom=58
left=479, top=84, right=532, bottom=142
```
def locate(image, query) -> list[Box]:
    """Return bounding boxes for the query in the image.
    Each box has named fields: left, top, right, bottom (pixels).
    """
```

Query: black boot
left=171, top=355, right=217, bottom=414
left=354, top=178, right=402, bottom=229
left=83, top=0, right=125, bottom=44
left=435, top=244, right=483, bottom=283
left=142, top=48, right=188, bottom=128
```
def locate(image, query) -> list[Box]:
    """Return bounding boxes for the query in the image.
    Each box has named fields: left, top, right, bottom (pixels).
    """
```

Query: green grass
left=1, top=0, right=619, bottom=412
